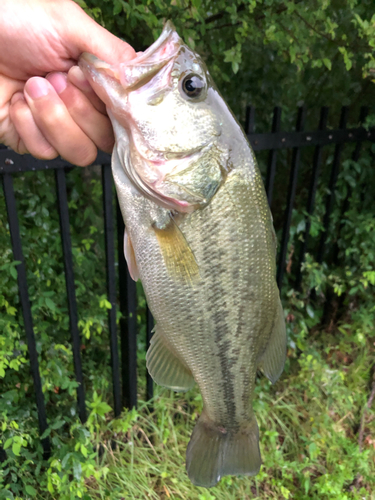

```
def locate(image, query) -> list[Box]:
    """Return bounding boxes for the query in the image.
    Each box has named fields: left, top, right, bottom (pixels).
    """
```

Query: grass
left=62, top=325, right=375, bottom=500
left=2, top=315, right=374, bottom=500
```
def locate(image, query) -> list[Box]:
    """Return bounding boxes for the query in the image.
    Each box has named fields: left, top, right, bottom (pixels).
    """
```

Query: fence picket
left=102, top=164, right=122, bottom=417
left=295, top=106, right=329, bottom=289
left=277, top=106, right=306, bottom=290
left=332, top=106, right=369, bottom=266
left=1, top=173, right=50, bottom=456
left=245, top=106, right=255, bottom=134
left=265, top=106, right=282, bottom=205
left=146, top=307, right=154, bottom=403
left=117, top=202, right=138, bottom=409
left=55, top=168, right=87, bottom=423
left=317, top=106, right=349, bottom=263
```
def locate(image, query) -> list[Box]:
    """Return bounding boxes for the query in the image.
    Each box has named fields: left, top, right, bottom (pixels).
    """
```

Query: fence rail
left=1, top=105, right=374, bottom=459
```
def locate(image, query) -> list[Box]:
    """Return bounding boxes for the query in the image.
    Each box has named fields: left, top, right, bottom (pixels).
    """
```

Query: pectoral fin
left=152, top=217, right=199, bottom=285
left=146, top=326, right=195, bottom=391
left=258, top=300, right=286, bottom=384
left=124, top=228, right=139, bottom=282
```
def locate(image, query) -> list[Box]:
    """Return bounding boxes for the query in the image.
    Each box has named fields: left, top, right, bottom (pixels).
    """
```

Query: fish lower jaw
left=149, top=187, right=195, bottom=213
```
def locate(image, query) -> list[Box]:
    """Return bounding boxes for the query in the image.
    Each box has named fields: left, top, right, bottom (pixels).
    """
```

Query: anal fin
left=146, top=326, right=195, bottom=392
left=258, top=300, right=287, bottom=384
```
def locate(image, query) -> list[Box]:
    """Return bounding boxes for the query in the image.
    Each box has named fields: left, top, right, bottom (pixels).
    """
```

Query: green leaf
left=296, top=219, right=306, bottom=233
left=308, top=441, right=317, bottom=459
left=73, top=461, right=82, bottom=481
left=113, top=1, right=123, bottom=16
left=99, top=298, right=112, bottom=310
left=306, top=305, right=315, bottom=319
left=40, top=427, right=51, bottom=440
left=12, top=442, right=21, bottom=456
left=322, top=58, right=332, bottom=70
left=62, top=452, right=72, bottom=468
left=281, top=486, right=291, bottom=499
left=25, top=485, right=37, bottom=497
left=45, top=298, right=57, bottom=311
left=96, top=402, right=112, bottom=417
left=4, top=438, right=12, bottom=450
left=50, top=420, right=65, bottom=430
left=232, top=61, right=239, bottom=74
left=2, top=491, right=15, bottom=500
left=74, top=0, right=88, bottom=7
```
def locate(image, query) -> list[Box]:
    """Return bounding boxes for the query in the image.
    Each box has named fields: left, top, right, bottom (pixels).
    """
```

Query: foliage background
left=77, top=0, right=375, bottom=125
left=1, top=0, right=375, bottom=499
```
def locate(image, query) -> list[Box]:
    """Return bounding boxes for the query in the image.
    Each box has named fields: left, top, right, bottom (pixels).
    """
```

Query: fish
left=79, top=21, right=286, bottom=488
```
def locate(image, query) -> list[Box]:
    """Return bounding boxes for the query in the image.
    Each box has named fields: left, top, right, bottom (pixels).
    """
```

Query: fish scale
left=79, top=21, right=286, bottom=488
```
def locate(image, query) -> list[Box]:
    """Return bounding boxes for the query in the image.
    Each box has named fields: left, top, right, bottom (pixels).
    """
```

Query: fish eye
left=181, top=74, right=205, bottom=100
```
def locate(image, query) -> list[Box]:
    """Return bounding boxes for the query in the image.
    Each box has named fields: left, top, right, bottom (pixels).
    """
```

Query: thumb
left=64, top=2, right=136, bottom=64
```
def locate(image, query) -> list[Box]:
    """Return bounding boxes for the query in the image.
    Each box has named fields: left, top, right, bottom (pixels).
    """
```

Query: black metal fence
left=1, top=105, right=374, bottom=459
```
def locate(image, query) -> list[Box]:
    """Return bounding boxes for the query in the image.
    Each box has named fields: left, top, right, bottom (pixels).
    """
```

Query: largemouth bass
left=79, top=22, right=286, bottom=488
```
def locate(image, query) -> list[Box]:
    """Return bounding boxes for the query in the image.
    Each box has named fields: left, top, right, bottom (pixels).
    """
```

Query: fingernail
left=46, top=72, right=68, bottom=94
left=25, top=77, right=50, bottom=99
left=68, top=66, right=91, bottom=89
left=11, top=92, right=25, bottom=105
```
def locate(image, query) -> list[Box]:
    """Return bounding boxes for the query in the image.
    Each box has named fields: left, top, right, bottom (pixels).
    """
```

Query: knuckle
left=64, top=88, right=90, bottom=118
left=29, top=103, right=66, bottom=136
left=98, top=135, right=115, bottom=154
left=42, top=105, right=66, bottom=130
left=32, top=145, right=58, bottom=161
left=10, top=99, right=30, bottom=122
left=73, top=144, right=97, bottom=167
left=17, top=142, right=29, bottom=155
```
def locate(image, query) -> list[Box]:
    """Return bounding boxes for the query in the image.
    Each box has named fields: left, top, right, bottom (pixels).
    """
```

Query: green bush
left=76, top=0, right=375, bottom=121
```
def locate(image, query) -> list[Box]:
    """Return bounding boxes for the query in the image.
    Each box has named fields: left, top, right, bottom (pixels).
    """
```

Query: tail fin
left=186, top=412, right=261, bottom=488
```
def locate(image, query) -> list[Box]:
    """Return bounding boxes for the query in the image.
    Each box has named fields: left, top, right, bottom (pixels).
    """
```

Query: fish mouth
left=79, top=52, right=116, bottom=75
left=79, top=21, right=181, bottom=96
left=119, top=21, right=181, bottom=89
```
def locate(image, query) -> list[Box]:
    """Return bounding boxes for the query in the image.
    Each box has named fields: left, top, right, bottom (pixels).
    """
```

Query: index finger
left=67, top=66, right=107, bottom=114
left=64, top=2, right=136, bottom=64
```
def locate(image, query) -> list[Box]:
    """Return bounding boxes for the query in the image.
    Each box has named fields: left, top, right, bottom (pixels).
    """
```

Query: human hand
left=0, top=0, right=136, bottom=166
